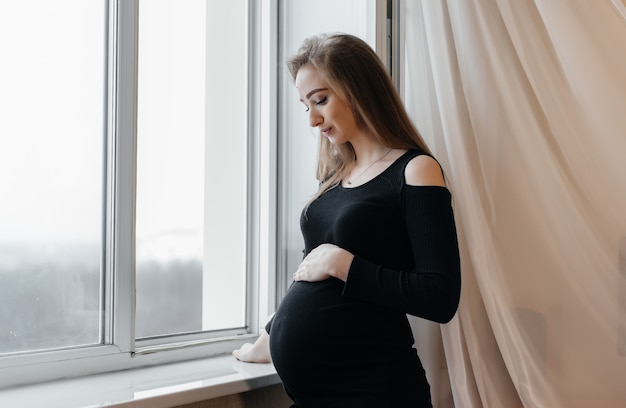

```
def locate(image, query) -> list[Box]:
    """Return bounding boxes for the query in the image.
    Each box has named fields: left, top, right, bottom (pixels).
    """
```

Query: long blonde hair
left=287, top=33, right=432, bottom=201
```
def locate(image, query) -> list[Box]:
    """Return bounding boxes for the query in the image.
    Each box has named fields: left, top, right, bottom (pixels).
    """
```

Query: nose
left=308, top=108, right=322, bottom=128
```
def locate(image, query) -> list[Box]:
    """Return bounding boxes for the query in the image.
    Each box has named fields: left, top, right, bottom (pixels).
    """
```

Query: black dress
left=267, top=150, right=461, bottom=407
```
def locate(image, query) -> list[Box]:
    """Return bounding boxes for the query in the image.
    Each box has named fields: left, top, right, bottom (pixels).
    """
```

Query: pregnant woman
left=233, top=33, right=461, bottom=408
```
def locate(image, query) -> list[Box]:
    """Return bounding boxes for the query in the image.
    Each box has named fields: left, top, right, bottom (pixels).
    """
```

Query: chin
left=325, top=135, right=345, bottom=145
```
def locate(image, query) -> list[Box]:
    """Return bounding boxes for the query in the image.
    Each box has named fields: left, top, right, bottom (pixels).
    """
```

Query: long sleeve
left=341, top=186, right=461, bottom=323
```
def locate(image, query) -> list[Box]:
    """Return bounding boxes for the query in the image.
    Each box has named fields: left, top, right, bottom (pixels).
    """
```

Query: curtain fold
left=404, top=1, right=626, bottom=406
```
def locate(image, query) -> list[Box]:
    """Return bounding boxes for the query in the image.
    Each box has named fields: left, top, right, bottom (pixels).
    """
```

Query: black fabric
left=267, top=149, right=461, bottom=407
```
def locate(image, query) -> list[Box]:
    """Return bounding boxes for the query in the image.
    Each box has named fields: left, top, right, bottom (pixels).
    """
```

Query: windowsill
left=0, top=354, right=280, bottom=408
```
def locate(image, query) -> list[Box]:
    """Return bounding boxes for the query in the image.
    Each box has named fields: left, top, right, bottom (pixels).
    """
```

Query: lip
left=320, top=127, right=332, bottom=135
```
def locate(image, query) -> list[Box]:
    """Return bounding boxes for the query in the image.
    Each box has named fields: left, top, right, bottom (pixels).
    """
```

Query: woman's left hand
left=293, top=243, right=354, bottom=282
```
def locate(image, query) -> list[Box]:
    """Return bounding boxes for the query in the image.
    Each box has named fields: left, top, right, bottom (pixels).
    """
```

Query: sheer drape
left=404, top=1, right=626, bottom=407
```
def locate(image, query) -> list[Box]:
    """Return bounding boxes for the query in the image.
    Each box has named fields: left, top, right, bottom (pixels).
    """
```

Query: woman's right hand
left=232, top=330, right=271, bottom=363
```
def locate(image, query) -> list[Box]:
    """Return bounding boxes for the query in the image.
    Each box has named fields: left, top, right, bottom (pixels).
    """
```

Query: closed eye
left=302, top=96, right=328, bottom=112
left=315, top=96, right=328, bottom=106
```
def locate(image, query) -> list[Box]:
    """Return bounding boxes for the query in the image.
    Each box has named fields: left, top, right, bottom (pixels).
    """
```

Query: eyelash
left=305, top=96, right=328, bottom=112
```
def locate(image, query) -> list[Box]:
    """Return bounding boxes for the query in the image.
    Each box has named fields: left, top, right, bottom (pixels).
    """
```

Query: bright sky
left=0, top=1, right=205, bottom=257
left=0, top=1, right=104, bottom=244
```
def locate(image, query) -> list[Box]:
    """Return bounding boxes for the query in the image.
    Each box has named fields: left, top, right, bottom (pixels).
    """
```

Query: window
left=135, top=0, right=248, bottom=340
left=0, top=0, right=270, bottom=388
left=0, top=0, right=385, bottom=390
left=0, top=0, right=105, bottom=355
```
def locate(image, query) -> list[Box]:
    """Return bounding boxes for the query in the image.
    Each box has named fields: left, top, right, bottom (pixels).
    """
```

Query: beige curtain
left=403, top=1, right=626, bottom=407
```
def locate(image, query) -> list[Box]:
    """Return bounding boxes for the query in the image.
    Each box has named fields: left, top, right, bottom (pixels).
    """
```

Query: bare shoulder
left=404, top=154, right=446, bottom=187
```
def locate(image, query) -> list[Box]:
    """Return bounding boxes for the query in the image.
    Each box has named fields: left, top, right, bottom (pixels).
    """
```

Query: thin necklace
left=346, top=148, right=393, bottom=185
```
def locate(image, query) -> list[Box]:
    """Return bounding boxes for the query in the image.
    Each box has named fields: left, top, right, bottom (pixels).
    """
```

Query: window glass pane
left=0, top=1, right=106, bottom=354
left=136, top=0, right=248, bottom=338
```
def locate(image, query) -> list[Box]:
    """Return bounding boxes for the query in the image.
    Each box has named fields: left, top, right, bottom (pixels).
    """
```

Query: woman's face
left=295, top=64, right=362, bottom=145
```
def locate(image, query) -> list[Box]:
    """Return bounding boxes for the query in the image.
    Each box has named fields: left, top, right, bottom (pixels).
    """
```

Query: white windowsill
left=0, top=354, right=280, bottom=408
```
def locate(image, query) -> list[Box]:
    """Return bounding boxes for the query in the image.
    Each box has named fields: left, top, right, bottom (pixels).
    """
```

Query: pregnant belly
left=269, top=279, right=411, bottom=395
left=271, top=279, right=356, bottom=349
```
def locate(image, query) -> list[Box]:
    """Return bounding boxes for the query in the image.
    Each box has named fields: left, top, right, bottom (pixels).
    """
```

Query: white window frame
left=0, top=0, right=278, bottom=389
